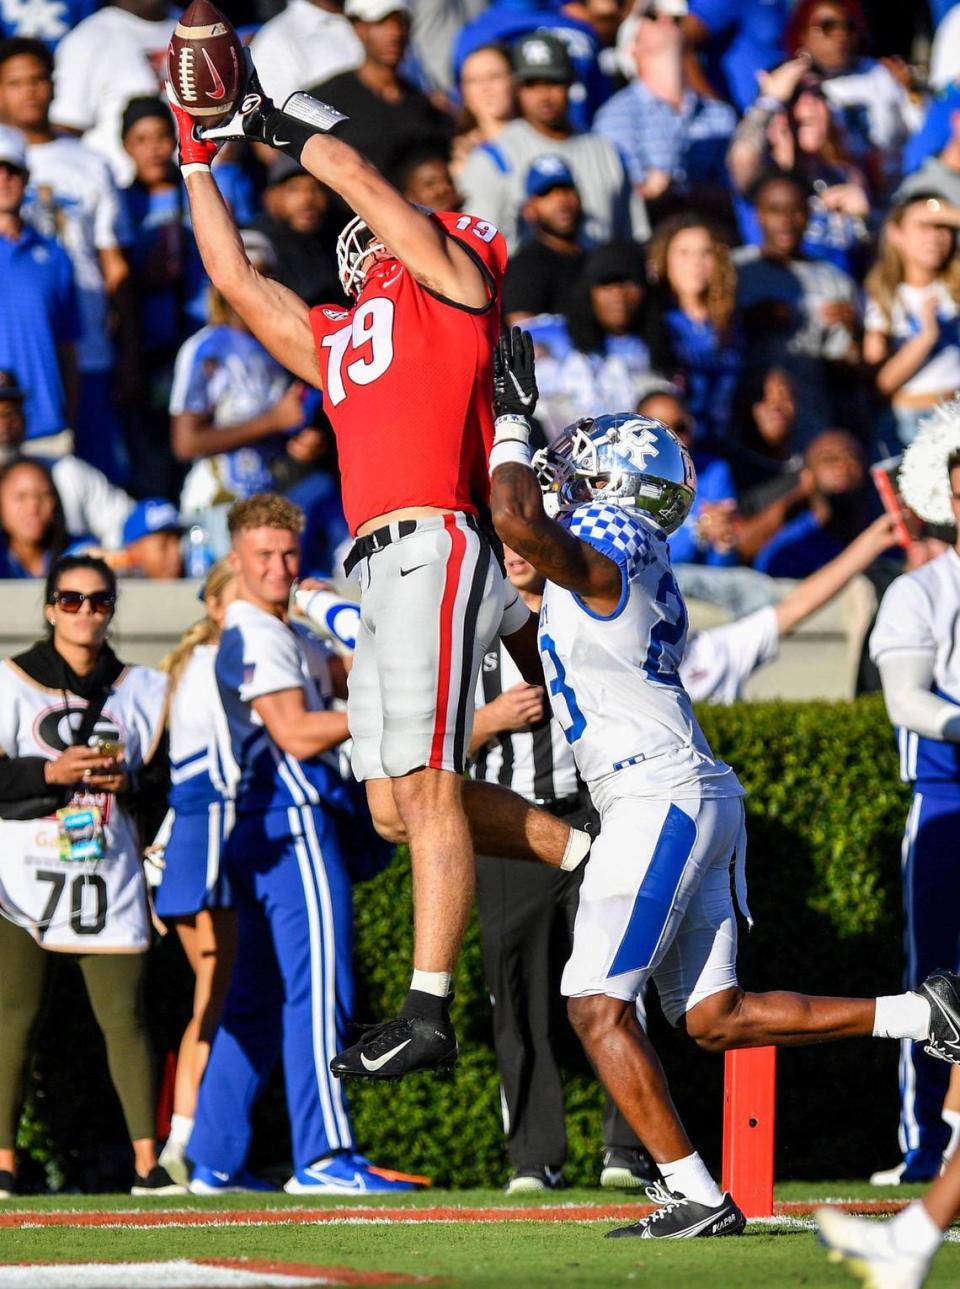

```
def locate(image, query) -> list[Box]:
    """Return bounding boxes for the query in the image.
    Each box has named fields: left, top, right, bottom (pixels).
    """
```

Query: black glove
left=200, top=53, right=348, bottom=162
left=493, top=326, right=538, bottom=419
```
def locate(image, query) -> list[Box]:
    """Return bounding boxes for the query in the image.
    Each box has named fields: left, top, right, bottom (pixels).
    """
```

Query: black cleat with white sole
left=921, top=969, right=960, bottom=1065
left=330, top=1013, right=458, bottom=1081
left=606, top=1183, right=746, bottom=1239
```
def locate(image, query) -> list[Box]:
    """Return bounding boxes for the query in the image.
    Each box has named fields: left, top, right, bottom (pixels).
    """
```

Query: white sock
left=889, top=1200, right=944, bottom=1260
left=167, top=1113, right=193, bottom=1146
left=560, top=827, right=591, bottom=872
left=943, top=1108, right=960, bottom=1161
left=659, top=1152, right=723, bottom=1207
left=873, top=993, right=932, bottom=1041
left=410, top=969, right=451, bottom=998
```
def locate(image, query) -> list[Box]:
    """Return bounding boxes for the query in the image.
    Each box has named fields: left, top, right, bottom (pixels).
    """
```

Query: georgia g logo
left=34, top=703, right=122, bottom=756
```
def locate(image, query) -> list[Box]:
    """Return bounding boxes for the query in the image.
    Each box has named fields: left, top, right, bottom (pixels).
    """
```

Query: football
left=168, top=0, right=245, bottom=125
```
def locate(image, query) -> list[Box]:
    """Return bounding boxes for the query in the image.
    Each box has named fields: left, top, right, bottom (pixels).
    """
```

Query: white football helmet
left=532, top=413, right=696, bottom=534
left=336, top=215, right=386, bottom=297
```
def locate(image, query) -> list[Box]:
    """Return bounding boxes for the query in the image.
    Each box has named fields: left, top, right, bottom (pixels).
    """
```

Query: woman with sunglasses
left=0, top=554, right=178, bottom=1198
left=785, top=0, right=923, bottom=193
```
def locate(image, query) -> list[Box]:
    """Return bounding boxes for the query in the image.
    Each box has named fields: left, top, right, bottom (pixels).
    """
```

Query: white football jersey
left=217, top=600, right=343, bottom=814
left=0, top=659, right=166, bottom=951
left=869, top=548, right=960, bottom=784
left=538, top=502, right=743, bottom=798
left=168, top=644, right=238, bottom=812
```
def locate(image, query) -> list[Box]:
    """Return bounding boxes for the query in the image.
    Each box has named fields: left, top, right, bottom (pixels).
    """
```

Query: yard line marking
left=0, top=1258, right=426, bottom=1287
left=0, top=1200, right=914, bottom=1230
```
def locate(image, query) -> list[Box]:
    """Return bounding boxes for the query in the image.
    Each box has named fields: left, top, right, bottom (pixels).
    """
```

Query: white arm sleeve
left=878, top=652, right=960, bottom=743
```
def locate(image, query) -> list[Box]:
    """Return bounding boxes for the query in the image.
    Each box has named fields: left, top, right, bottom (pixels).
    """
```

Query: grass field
left=3, top=1184, right=960, bottom=1287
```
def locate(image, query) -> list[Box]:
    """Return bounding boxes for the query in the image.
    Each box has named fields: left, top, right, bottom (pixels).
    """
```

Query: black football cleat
left=330, top=1013, right=458, bottom=1081
left=921, top=970, right=960, bottom=1065
left=606, top=1183, right=746, bottom=1239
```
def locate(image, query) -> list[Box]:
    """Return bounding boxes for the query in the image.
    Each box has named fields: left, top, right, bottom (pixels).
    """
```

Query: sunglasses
left=810, top=16, right=856, bottom=34
left=644, top=9, right=683, bottom=21
left=49, top=589, right=116, bottom=614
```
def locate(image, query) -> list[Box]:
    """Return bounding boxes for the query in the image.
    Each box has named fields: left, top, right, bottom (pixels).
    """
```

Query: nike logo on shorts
left=399, top=564, right=428, bottom=577
left=360, top=1039, right=412, bottom=1071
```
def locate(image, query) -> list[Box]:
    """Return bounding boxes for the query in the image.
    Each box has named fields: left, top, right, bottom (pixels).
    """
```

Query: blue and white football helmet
left=532, top=413, right=697, bottom=534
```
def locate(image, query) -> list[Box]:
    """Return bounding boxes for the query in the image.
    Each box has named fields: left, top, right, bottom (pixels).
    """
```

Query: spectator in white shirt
left=865, top=192, right=960, bottom=449
left=249, top=0, right=363, bottom=106
left=49, top=0, right=174, bottom=185
left=0, top=36, right=135, bottom=483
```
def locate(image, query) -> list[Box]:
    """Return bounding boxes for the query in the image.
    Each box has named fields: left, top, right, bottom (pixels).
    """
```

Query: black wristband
left=261, top=107, right=317, bottom=164
left=263, top=93, right=351, bottom=163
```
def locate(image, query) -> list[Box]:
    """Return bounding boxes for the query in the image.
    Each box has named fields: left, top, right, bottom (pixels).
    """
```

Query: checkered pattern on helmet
left=567, top=503, right=652, bottom=576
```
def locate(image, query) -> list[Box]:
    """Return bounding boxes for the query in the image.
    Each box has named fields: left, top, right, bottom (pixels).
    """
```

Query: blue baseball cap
left=525, top=154, right=577, bottom=198
left=123, top=498, right=182, bottom=547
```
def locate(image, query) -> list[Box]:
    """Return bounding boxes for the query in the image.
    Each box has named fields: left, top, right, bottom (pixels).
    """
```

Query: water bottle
left=186, top=525, right=215, bottom=580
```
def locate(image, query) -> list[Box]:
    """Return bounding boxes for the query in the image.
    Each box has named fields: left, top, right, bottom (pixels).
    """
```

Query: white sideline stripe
left=0, top=1263, right=333, bottom=1287
left=10, top=1215, right=859, bottom=1232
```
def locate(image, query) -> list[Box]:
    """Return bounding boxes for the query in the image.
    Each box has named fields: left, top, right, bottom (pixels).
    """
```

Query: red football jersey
left=309, top=211, right=507, bottom=535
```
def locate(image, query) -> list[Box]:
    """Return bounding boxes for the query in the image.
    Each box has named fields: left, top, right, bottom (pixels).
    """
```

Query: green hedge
left=21, top=696, right=913, bottom=1189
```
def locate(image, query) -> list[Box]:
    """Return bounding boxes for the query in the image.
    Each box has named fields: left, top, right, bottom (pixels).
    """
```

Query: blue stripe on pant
left=898, top=790, right=960, bottom=1170
left=189, top=803, right=354, bottom=1174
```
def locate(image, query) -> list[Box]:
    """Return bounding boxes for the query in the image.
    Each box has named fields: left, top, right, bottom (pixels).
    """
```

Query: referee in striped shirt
left=469, top=544, right=654, bottom=1194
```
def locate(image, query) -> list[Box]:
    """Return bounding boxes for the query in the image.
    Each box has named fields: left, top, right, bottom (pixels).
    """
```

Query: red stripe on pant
left=429, top=515, right=467, bottom=769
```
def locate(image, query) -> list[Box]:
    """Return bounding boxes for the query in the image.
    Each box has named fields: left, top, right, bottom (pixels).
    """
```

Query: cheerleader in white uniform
left=155, top=560, right=240, bottom=1185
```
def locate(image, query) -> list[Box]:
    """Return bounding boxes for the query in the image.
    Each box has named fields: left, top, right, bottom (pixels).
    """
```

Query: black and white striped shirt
left=470, top=640, right=579, bottom=802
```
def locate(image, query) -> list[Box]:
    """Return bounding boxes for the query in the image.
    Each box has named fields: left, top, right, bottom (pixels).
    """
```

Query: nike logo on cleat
left=361, top=1039, right=412, bottom=1071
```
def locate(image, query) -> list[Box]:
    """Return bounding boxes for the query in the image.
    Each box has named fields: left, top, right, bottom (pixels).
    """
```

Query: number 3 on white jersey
left=321, top=297, right=396, bottom=406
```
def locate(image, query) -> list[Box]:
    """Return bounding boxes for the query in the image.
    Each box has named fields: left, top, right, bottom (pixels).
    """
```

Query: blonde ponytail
left=159, top=559, right=237, bottom=705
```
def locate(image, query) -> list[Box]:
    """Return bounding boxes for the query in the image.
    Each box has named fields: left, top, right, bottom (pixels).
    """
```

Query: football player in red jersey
left=167, top=60, right=593, bottom=1081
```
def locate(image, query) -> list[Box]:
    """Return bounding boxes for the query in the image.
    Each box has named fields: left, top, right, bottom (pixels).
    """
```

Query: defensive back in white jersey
left=538, top=501, right=742, bottom=798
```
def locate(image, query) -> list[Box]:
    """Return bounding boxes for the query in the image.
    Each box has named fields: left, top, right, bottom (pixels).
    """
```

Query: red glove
left=165, top=83, right=220, bottom=175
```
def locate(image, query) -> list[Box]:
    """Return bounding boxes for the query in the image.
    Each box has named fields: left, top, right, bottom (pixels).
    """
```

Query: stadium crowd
left=0, top=0, right=959, bottom=1209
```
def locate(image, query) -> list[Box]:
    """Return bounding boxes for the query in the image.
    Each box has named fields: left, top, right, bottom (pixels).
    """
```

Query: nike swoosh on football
left=361, top=1039, right=412, bottom=1071
left=399, top=564, right=428, bottom=577
left=201, top=48, right=227, bottom=101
